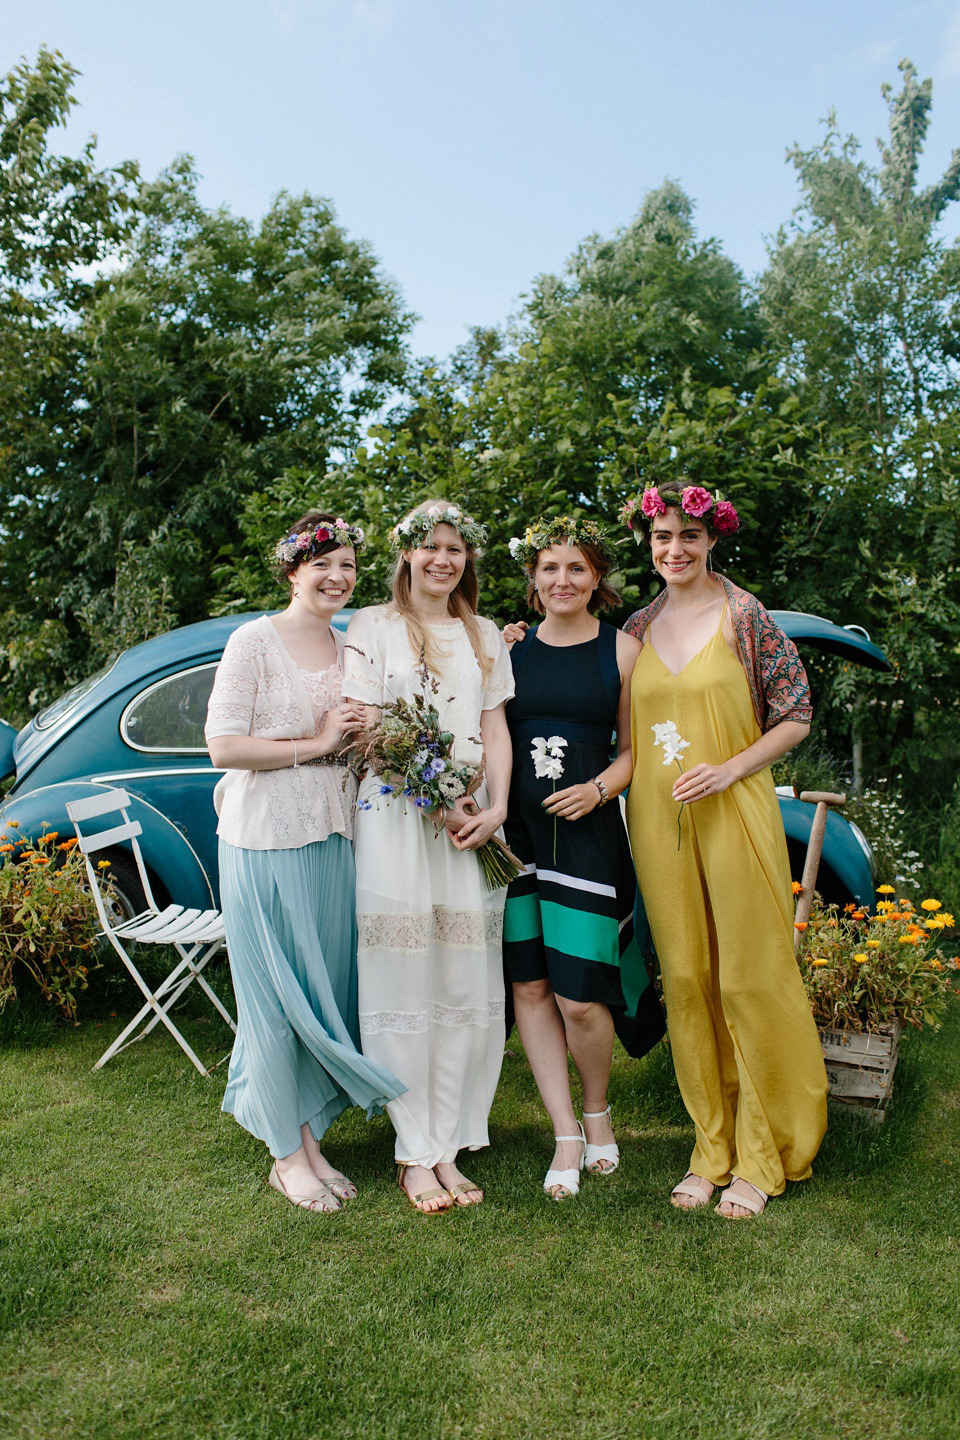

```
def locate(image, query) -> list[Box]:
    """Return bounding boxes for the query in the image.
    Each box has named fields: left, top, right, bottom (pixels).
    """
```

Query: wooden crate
left=818, top=1021, right=901, bottom=1123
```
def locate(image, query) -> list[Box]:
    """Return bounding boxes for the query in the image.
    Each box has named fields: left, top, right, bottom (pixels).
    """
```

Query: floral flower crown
left=273, top=518, right=366, bottom=568
left=620, top=486, right=740, bottom=540
left=507, top=515, right=617, bottom=569
left=390, top=502, right=487, bottom=551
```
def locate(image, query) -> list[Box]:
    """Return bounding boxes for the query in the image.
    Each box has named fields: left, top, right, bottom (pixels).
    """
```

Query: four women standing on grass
left=206, top=488, right=826, bottom=1219
left=622, top=480, right=827, bottom=1218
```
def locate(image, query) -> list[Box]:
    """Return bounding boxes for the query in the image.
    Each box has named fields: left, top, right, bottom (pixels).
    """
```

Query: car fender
left=0, top=781, right=216, bottom=910
left=777, top=794, right=875, bottom=909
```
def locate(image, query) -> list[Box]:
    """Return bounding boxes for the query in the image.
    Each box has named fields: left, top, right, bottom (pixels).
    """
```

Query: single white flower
left=651, top=721, right=689, bottom=767
left=508, top=536, right=522, bottom=558
left=531, top=734, right=566, bottom=781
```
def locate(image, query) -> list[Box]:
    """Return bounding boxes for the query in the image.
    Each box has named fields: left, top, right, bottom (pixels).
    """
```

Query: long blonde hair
left=391, top=503, right=492, bottom=684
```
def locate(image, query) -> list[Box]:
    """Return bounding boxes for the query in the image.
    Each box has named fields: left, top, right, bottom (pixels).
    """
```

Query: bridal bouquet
left=355, top=692, right=523, bottom=890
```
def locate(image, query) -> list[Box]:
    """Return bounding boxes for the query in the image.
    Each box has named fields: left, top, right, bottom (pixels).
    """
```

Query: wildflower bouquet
left=795, top=886, right=959, bottom=1032
left=0, top=825, right=101, bottom=1023
left=354, top=693, right=523, bottom=890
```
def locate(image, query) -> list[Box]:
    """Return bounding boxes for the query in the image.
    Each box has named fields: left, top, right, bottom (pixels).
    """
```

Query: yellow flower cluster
left=795, top=885, right=958, bottom=1032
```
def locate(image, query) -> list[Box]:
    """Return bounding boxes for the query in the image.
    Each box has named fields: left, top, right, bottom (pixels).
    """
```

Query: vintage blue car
left=0, top=610, right=890, bottom=917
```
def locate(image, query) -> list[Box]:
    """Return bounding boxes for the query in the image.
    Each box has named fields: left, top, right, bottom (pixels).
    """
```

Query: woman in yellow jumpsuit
left=622, top=480, right=827, bottom=1218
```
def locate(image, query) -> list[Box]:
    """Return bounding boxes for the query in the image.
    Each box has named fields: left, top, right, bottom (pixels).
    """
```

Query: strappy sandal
left=670, top=1172, right=715, bottom=1210
left=714, top=1177, right=768, bottom=1219
left=543, top=1122, right=586, bottom=1200
left=583, top=1105, right=620, bottom=1175
left=396, top=1164, right=452, bottom=1215
left=268, top=1162, right=340, bottom=1214
left=324, top=1176, right=358, bottom=1202
left=445, top=1180, right=484, bottom=1207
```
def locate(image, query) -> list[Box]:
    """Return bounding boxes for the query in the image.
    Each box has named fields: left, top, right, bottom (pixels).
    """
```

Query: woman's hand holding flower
left=542, top=782, right=601, bottom=821
left=672, top=760, right=735, bottom=805
left=448, top=797, right=508, bottom=851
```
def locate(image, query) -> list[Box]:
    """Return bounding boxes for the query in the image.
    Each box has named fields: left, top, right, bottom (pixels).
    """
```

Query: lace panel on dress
left=359, top=999, right=505, bottom=1035
left=358, top=906, right=503, bottom=952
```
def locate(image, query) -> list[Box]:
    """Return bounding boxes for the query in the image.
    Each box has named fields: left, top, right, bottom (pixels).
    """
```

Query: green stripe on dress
left=504, top=890, right=543, bottom=943
left=541, top=900, right=620, bottom=968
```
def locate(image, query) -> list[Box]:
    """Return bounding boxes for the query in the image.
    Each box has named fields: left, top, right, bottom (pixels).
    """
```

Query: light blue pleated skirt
left=219, top=836, right=405, bottom=1159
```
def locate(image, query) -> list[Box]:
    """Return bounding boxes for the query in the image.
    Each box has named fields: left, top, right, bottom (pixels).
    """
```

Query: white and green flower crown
left=507, top=515, right=617, bottom=569
left=390, top=502, right=487, bottom=551
left=273, top=518, right=366, bottom=568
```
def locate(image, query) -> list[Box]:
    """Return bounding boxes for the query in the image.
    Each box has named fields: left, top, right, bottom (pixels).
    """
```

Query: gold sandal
left=396, top=1163, right=452, bottom=1214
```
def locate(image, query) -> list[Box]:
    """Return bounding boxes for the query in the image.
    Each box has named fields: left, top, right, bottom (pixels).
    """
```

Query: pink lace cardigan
left=623, top=574, right=812, bottom=733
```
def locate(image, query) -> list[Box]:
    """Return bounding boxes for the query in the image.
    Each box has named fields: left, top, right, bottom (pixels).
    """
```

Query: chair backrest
left=66, top=788, right=160, bottom=920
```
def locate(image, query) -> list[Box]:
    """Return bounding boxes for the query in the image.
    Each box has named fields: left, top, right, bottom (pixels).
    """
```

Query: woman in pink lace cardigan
left=205, top=510, right=403, bottom=1215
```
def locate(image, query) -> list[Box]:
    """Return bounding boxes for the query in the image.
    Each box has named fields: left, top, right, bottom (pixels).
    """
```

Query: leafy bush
left=0, top=825, right=100, bottom=1023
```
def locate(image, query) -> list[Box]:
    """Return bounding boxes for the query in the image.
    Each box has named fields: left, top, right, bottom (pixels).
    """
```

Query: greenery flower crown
left=390, top=502, right=487, bottom=551
left=620, top=486, right=740, bottom=541
left=507, top=515, right=617, bottom=569
left=273, top=518, right=366, bottom=568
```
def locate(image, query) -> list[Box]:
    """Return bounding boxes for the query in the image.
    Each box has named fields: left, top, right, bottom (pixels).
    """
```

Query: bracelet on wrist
left=591, top=776, right=610, bottom=806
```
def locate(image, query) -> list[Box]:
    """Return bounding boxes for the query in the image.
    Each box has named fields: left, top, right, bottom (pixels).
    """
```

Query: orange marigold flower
left=854, top=953, right=868, bottom=964
left=30, top=855, right=50, bottom=865
left=877, top=884, right=895, bottom=894
left=828, top=918, right=838, bottom=928
left=38, top=832, right=58, bottom=844
left=810, top=958, right=829, bottom=967
left=851, top=911, right=866, bottom=921
left=921, top=898, right=942, bottom=912
left=866, top=939, right=881, bottom=948
left=58, top=839, right=79, bottom=851
left=898, top=935, right=920, bottom=945
left=792, top=881, right=803, bottom=895
left=794, top=921, right=809, bottom=932
left=899, top=899, right=914, bottom=911
left=0, top=843, right=14, bottom=853
left=929, top=959, right=943, bottom=971
left=843, top=903, right=856, bottom=913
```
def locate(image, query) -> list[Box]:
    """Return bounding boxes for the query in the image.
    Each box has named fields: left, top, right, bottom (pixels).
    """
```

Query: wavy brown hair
left=391, top=500, right=492, bottom=683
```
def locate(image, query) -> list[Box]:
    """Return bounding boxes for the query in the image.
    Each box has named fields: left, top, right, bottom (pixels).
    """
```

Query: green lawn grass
left=2, top=986, right=959, bottom=1440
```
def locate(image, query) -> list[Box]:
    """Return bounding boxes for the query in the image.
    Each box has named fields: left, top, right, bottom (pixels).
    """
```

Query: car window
left=36, top=661, right=119, bottom=730
left=121, top=665, right=218, bottom=752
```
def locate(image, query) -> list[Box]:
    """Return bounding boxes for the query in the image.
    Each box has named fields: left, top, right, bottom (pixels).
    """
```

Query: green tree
left=0, top=53, right=413, bottom=717
left=761, top=59, right=960, bottom=796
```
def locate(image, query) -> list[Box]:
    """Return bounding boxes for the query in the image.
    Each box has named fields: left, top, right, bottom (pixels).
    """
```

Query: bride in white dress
left=342, top=501, right=514, bottom=1213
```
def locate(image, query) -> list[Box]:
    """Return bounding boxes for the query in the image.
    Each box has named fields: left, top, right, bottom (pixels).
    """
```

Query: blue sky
left=4, top=1, right=960, bottom=359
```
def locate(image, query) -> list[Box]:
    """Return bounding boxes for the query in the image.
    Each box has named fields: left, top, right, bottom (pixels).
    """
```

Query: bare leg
left=555, top=995, right=616, bottom=1167
left=513, top=979, right=583, bottom=1193
left=301, top=1123, right=357, bottom=1200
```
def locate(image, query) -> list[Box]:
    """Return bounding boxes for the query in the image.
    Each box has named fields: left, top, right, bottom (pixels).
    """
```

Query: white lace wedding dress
left=342, top=606, right=514, bottom=1167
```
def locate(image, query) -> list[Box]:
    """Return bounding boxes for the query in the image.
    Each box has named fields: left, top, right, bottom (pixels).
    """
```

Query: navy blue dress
left=503, top=625, right=664, bottom=1057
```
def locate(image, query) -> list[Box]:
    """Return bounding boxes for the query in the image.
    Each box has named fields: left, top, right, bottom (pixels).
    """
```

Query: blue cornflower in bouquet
left=354, top=689, right=523, bottom=890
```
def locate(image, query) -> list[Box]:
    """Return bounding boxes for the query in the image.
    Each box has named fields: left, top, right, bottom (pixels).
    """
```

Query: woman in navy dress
left=502, top=517, right=663, bottom=1199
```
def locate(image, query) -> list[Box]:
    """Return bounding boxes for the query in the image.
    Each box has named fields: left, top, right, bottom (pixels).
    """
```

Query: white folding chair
left=66, top=788, right=236, bottom=1076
